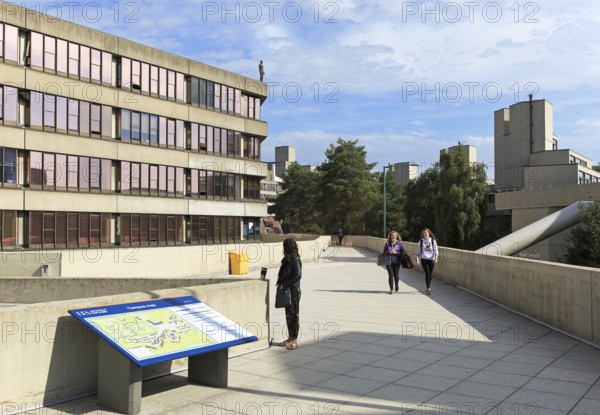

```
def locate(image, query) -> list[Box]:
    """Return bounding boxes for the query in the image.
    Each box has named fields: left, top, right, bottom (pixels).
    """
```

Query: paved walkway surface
left=45, top=246, right=600, bottom=414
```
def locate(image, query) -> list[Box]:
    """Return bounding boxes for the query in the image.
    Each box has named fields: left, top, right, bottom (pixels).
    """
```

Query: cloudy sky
left=19, top=0, right=600, bottom=178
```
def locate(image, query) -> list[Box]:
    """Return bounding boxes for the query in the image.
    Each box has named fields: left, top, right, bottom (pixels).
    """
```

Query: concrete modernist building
left=391, top=161, right=419, bottom=185
left=440, top=143, right=477, bottom=165
left=494, top=97, right=600, bottom=261
left=273, top=145, right=296, bottom=178
left=0, top=2, right=268, bottom=252
left=494, top=98, right=600, bottom=191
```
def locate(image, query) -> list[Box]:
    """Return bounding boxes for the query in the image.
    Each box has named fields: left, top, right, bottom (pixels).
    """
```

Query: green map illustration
left=88, top=308, right=216, bottom=360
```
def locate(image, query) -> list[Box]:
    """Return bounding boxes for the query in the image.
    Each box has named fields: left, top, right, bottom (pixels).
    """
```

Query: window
left=191, top=123, right=199, bottom=151
left=29, top=151, right=44, bottom=187
left=90, top=104, right=101, bottom=135
left=176, top=73, right=185, bottom=102
left=56, top=154, right=67, bottom=189
left=102, top=105, right=112, bottom=138
left=1, top=148, right=17, bottom=185
left=79, top=101, right=90, bottom=136
left=43, top=95, right=56, bottom=128
left=56, top=96, right=67, bottom=132
left=55, top=213, right=67, bottom=248
left=44, top=35, right=56, bottom=72
left=29, top=211, right=43, bottom=247
left=79, top=157, right=89, bottom=190
left=30, top=91, right=43, bottom=128
left=68, top=43, right=79, bottom=77
left=121, top=57, right=131, bottom=88
left=214, top=84, right=221, bottom=110
left=68, top=99, right=79, bottom=132
left=79, top=213, right=89, bottom=246
left=89, top=158, right=101, bottom=190
left=43, top=153, right=55, bottom=189
left=120, top=161, right=131, bottom=193
left=150, top=115, right=158, bottom=145
left=91, top=48, right=101, bottom=82
left=167, top=119, right=175, bottom=147
left=190, top=77, right=199, bottom=105
left=131, top=111, right=140, bottom=141
left=102, top=51, right=112, bottom=85
left=56, top=39, right=68, bottom=75
left=67, top=156, right=78, bottom=190
left=141, top=62, right=149, bottom=94
left=30, top=32, right=44, bottom=69
left=176, top=120, right=184, bottom=149
left=80, top=46, right=90, bottom=79
left=3, top=86, right=18, bottom=124
left=43, top=212, right=56, bottom=247
left=141, top=163, right=149, bottom=194
left=67, top=212, right=78, bottom=246
left=150, top=65, right=159, bottom=96
left=1, top=211, right=17, bottom=249
left=131, top=162, right=140, bottom=193
left=141, top=113, right=149, bottom=144
left=159, top=67, right=167, bottom=98
left=0, top=23, right=4, bottom=59
left=131, top=59, right=141, bottom=90
left=3, top=24, right=18, bottom=63
left=167, top=70, right=175, bottom=100
left=121, top=109, right=131, bottom=140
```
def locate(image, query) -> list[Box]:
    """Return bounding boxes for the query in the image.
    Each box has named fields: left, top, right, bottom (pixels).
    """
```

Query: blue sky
left=19, top=1, right=600, bottom=179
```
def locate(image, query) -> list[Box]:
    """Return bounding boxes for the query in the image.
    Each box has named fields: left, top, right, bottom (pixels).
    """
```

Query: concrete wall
left=0, top=237, right=332, bottom=278
left=345, top=235, right=600, bottom=348
left=0, top=279, right=269, bottom=411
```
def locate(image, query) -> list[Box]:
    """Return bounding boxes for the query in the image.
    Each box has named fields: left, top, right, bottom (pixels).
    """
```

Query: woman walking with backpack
left=416, top=228, right=438, bottom=295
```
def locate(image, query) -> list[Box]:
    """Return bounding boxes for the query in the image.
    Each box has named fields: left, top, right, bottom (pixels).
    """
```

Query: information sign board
left=69, top=296, right=258, bottom=367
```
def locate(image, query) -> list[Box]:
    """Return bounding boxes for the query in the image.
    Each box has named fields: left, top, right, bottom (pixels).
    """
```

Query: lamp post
left=383, top=163, right=392, bottom=238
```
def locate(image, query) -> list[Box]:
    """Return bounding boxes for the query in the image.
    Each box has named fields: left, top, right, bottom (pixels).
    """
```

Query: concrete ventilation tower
left=274, top=146, right=296, bottom=178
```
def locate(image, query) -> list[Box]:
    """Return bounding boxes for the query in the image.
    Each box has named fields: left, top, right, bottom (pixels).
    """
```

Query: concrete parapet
left=0, top=237, right=331, bottom=278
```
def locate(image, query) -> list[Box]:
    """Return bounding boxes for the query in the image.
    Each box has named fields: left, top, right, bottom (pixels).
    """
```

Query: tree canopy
left=318, top=138, right=379, bottom=234
left=269, top=140, right=500, bottom=247
left=564, top=196, right=600, bottom=268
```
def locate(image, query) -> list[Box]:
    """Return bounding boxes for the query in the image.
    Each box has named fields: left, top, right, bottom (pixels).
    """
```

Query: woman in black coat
left=276, top=237, right=302, bottom=350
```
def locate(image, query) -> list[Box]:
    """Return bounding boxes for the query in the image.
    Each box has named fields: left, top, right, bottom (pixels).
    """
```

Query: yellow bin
left=229, top=251, right=249, bottom=275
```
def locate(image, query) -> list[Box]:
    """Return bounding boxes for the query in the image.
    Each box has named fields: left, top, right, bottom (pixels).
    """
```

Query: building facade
left=494, top=98, right=600, bottom=261
left=0, top=2, right=268, bottom=251
left=494, top=98, right=600, bottom=191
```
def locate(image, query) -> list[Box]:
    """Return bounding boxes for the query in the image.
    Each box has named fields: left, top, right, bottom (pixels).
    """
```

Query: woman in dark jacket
left=276, top=237, right=302, bottom=350
left=383, top=231, right=406, bottom=294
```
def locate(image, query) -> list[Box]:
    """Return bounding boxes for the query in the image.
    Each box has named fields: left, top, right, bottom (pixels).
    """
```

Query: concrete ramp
left=476, top=201, right=592, bottom=256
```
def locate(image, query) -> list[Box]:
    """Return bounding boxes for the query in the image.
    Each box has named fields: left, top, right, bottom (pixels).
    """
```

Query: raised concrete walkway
left=45, top=246, right=600, bottom=414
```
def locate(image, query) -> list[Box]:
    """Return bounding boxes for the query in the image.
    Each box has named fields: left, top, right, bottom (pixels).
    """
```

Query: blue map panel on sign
left=69, top=296, right=258, bottom=367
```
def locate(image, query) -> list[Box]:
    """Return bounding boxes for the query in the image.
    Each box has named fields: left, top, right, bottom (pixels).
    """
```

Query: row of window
left=0, top=85, right=260, bottom=160
left=1, top=23, right=262, bottom=119
left=569, top=155, right=588, bottom=168
left=578, top=171, right=599, bottom=184
left=0, top=85, right=262, bottom=160
left=0, top=210, right=259, bottom=250
left=0, top=147, right=263, bottom=200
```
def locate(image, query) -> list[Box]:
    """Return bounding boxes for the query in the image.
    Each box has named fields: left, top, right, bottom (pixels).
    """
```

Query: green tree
left=318, top=138, right=379, bottom=234
left=403, top=166, right=440, bottom=241
left=364, top=170, right=407, bottom=237
left=268, top=162, right=321, bottom=233
left=436, top=145, right=489, bottom=249
left=564, top=197, right=600, bottom=268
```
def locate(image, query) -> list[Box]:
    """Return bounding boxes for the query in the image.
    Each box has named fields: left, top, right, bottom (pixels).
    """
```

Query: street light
left=383, top=163, right=393, bottom=238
